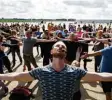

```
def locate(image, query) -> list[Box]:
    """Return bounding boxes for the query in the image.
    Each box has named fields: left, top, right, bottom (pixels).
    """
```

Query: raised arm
left=0, top=72, right=34, bottom=82
left=94, top=37, right=112, bottom=44
left=81, top=51, right=102, bottom=59
left=36, top=38, right=57, bottom=42
left=82, top=72, right=112, bottom=82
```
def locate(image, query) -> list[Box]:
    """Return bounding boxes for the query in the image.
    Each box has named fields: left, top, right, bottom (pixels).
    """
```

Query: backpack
left=9, top=86, right=35, bottom=100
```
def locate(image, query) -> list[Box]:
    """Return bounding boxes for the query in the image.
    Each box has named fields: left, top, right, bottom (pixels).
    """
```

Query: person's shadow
left=12, top=63, right=22, bottom=71
left=81, top=82, right=105, bottom=100
left=81, top=84, right=96, bottom=100
left=31, top=81, right=42, bottom=100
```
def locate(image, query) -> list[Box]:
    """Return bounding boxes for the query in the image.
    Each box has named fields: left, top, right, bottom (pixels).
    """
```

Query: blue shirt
left=100, top=46, right=112, bottom=73
left=29, top=64, right=86, bottom=100
left=62, top=31, right=67, bottom=37
left=35, top=31, right=41, bottom=36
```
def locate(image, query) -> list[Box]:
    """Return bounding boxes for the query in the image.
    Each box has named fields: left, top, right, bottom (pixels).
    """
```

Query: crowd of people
left=0, top=22, right=112, bottom=100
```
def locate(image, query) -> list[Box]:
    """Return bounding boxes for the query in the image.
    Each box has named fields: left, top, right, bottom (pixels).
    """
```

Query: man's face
left=26, top=32, right=32, bottom=38
left=37, top=26, right=40, bottom=31
left=58, top=33, right=63, bottom=38
left=51, top=42, right=67, bottom=59
left=97, top=31, right=102, bottom=38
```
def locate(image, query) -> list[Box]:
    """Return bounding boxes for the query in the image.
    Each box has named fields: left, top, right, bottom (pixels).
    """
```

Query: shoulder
left=30, top=65, right=51, bottom=72
left=31, top=37, right=37, bottom=41
left=100, top=46, right=112, bottom=53
left=22, top=37, right=26, bottom=41
left=66, top=64, right=84, bottom=72
left=108, top=46, right=112, bottom=49
left=66, top=65, right=87, bottom=77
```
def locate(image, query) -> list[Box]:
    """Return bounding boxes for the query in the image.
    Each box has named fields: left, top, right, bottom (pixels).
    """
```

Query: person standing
left=22, top=31, right=39, bottom=71
left=0, top=35, right=13, bottom=73
left=81, top=45, right=112, bottom=100
left=0, top=41, right=112, bottom=100
left=22, top=30, right=56, bottom=71
left=7, top=30, right=22, bottom=67
left=93, top=30, right=104, bottom=72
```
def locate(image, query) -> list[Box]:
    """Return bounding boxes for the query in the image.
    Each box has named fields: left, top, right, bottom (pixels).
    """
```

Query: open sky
left=0, top=0, right=112, bottom=19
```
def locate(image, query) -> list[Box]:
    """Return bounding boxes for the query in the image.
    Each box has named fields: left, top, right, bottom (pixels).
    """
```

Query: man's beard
left=52, top=52, right=66, bottom=59
left=51, top=48, right=66, bottom=59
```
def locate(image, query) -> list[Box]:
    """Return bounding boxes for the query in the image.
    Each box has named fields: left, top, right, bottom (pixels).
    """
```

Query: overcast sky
left=0, top=0, right=112, bottom=19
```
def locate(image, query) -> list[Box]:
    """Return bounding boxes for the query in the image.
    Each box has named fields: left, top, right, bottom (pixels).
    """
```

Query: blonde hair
left=96, top=30, right=103, bottom=38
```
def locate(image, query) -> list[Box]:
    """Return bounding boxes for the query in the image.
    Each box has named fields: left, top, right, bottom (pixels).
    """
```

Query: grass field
left=0, top=19, right=40, bottom=22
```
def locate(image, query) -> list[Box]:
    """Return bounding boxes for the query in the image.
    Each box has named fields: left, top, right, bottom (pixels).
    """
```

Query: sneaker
left=84, top=68, right=88, bottom=71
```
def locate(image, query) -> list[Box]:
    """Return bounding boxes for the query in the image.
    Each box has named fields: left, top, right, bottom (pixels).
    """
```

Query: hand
left=18, top=42, right=23, bottom=46
left=80, top=52, right=88, bottom=59
left=52, top=39, right=57, bottom=41
left=91, top=38, right=96, bottom=41
left=71, top=60, right=80, bottom=67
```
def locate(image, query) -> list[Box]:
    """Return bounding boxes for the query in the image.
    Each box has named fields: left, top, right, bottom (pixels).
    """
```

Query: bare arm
left=36, top=39, right=57, bottom=42
left=96, top=38, right=109, bottom=44
left=88, top=51, right=102, bottom=56
left=0, top=72, right=34, bottom=82
left=81, top=51, right=102, bottom=59
left=86, top=43, right=94, bottom=46
left=81, top=38, right=92, bottom=41
left=82, top=72, right=112, bottom=82
left=96, top=38, right=112, bottom=42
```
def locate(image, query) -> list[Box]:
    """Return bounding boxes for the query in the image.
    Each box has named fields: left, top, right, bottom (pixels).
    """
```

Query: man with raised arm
left=0, top=41, right=112, bottom=100
left=81, top=45, right=112, bottom=100
left=22, top=30, right=56, bottom=71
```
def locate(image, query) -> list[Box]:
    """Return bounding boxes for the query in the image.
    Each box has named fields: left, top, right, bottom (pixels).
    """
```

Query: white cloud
left=63, top=0, right=108, bottom=8
left=0, top=0, right=112, bottom=19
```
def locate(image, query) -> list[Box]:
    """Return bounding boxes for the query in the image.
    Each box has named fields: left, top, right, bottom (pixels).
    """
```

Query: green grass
left=0, top=19, right=39, bottom=22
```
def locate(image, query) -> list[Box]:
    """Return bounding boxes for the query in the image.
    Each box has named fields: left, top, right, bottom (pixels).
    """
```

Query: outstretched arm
left=96, top=38, right=110, bottom=44
left=0, top=72, right=34, bottom=82
left=36, top=38, right=57, bottom=42
left=81, top=51, right=102, bottom=59
left=82, top=72, right=112, bottom=82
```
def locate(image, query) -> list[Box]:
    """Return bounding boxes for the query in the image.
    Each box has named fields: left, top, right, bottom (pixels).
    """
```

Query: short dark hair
left=11, top=30, right=17, bottom=35
left=26, top=30, right=32, bottom=34
left=0, top=35, right=3, bottom=42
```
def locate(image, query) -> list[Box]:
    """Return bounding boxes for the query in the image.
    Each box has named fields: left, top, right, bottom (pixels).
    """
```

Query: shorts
left=101, top=82, right=112, bottom=93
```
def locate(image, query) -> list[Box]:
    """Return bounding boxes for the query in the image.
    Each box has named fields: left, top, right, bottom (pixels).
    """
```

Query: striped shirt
left=29, top=64, right=87, bottom=100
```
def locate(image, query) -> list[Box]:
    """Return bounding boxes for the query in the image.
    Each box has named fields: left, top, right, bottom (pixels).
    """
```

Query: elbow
left=13, top=74, right=22, bottom=81
left=13, top=75, right=29, bottom=82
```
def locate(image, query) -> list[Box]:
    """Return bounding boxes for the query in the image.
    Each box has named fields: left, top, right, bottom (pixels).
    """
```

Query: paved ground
left=2, top=46, right=106, bottom=100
